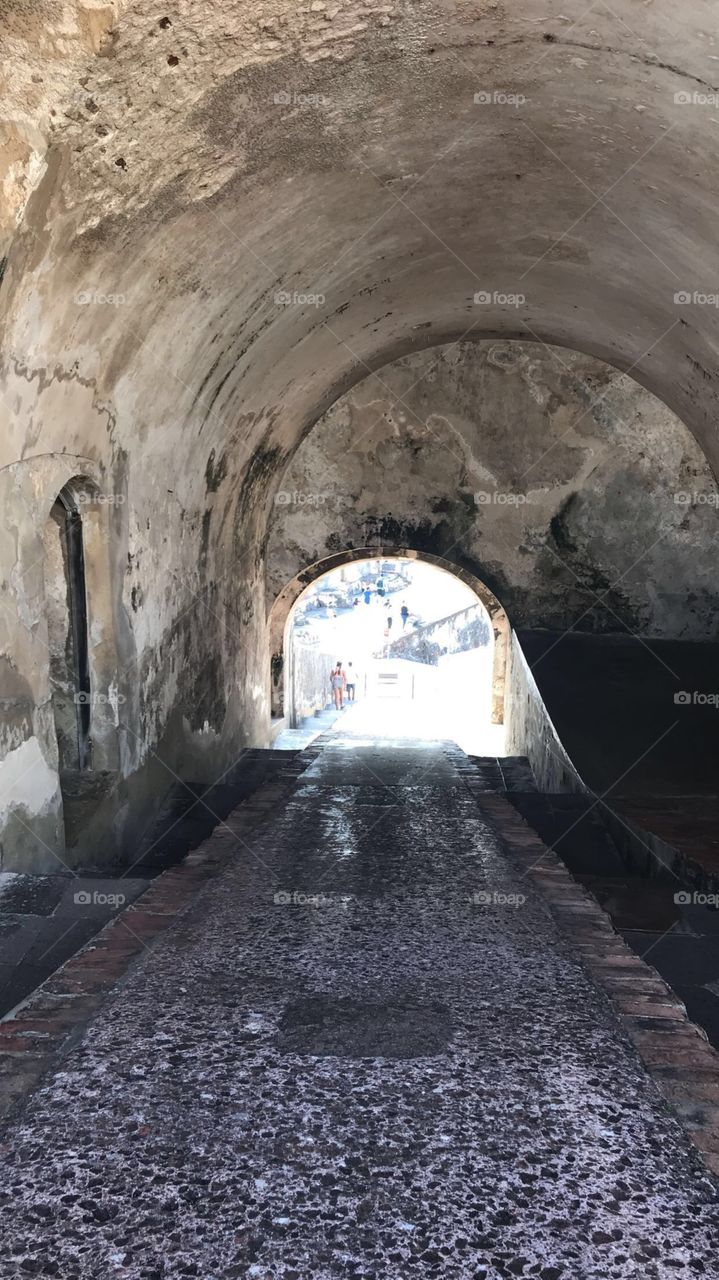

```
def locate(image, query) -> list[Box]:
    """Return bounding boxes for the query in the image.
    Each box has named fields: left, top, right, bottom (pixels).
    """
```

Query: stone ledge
left=475, top=790, right=719, bottom=1181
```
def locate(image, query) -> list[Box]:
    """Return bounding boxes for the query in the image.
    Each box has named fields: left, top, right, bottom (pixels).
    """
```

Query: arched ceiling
left=3, top=0, right=719, bottom=867
left=266, top=339, right=719, bottom=641
left=2, top=0, right=719, bottom=518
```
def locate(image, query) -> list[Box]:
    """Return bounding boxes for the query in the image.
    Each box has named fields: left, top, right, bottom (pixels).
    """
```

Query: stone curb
left=473, top=788, right=719, bottom=1179
left=0, top=773, right=297, bottom=1127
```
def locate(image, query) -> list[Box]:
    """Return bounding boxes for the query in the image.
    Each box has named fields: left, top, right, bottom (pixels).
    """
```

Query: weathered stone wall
left=267, top=341, right=719, bottom=640
left=387, top=605, right=491, bottom=666
left=505, top=632, right=586, bottom=795
left=286, top=646, right=335, bottom=727
left=4, top=2, right=719, bottom=870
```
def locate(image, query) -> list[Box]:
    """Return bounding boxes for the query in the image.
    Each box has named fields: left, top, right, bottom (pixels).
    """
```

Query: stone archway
left=268, top=547, right=511, bottom=728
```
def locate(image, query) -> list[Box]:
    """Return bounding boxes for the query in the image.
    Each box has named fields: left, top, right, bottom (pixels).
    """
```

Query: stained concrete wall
left=4, top=4, right=719, bottom=871
left=267, top=342, right=719, bottom=641
left=287, top=646, right=335, bottom=728
left=505, top=632, right=587, bottom=795
left=0, top=448, right=266, bottom=871
left=3, top=336, right=716, bottom=870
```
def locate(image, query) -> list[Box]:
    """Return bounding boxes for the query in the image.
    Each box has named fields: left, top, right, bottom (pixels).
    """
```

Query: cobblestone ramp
left=1, top=739, right=719, bottom=1279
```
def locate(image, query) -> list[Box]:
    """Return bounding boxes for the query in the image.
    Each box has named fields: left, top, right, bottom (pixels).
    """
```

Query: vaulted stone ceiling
left=267, top=341, right=719, bottom=641
left=3, top=0, right=719, bottom=489
left=2, top=0, right=719, bottom=868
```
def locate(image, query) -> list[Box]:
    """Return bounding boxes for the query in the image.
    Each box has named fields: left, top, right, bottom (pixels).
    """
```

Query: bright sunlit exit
left=279, top=556, right=506, bottom=754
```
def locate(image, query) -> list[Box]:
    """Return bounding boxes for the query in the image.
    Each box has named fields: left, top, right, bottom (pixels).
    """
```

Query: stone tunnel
left=2, top=3, right=719, bottom=1276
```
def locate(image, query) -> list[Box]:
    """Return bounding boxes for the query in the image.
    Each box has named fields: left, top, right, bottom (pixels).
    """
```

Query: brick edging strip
left=0, top=773, right=298, bottom=1127
left=474, top=790, right=719, bottom=1178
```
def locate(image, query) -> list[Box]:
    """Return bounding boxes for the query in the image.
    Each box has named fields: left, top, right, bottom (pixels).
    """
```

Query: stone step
left=506, top=790, right=627, bottom=877
left=465, top=754, right=539, bottom=792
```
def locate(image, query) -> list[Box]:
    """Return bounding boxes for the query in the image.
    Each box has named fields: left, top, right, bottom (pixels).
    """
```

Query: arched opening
left=42, top=483, right=92, bottom=773
left=36, top=473, right=131, bottom=866
left=6, top=8, right=719, bottom=1249
left=269, top=547, right=511, bottom=752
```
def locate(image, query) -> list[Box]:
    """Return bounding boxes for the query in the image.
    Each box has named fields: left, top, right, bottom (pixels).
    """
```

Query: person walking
left=346, top=662, right=358, bottom=701
left=400, top=603, right=409, bottom=629
left=330, top=662, right=346, bottom=710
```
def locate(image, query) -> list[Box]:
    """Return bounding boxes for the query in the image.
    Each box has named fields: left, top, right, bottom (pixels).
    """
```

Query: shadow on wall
left=507, top=629, right=719, bottom=801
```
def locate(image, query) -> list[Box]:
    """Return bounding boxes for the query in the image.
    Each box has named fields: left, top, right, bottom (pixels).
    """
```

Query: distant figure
left=346, top=662, right=357, bottom=701
left=364, top=588, right=371, bottom=604
left=387, top=614, right=393, bottom=631
left=330, top=661, right=346, bottom=710
left=400, top=604, right=409, bottom=628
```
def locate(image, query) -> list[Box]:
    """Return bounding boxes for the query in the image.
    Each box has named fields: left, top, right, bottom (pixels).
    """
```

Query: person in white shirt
left=346, top=662, right=359, bottom=701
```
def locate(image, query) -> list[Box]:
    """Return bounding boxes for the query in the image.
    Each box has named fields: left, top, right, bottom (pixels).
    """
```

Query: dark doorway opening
left=43, top=486, right=92, bottom=772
